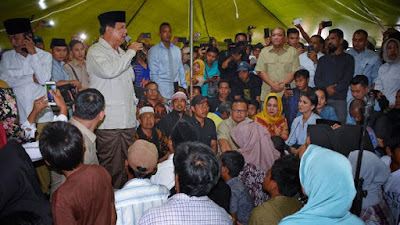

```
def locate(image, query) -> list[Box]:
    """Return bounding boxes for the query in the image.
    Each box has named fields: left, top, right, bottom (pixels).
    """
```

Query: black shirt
left=158, top=110, right=192, bottom=137
left=188, top=116, right=217, bottom=147
left=231, top=74, right=262, bottom=101
left=208, top=95, right=234, bottom=112
left=208, top=179, right=231, bottom=213
left=315, top=52, right=354, bottom=100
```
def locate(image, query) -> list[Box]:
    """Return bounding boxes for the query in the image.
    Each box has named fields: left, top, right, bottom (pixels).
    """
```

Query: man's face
left=145, top=84, right=159, bottom=101
left=35, top=42, right=44, bottom=50
left=238, top=70, right=250, bottom=83
left=172, top=98, right=187, bottom=112
left=253, top=47, right=261, bottom=58
left=310, top=36, right=323, bottom=53
left=350, top=84, right=368, bottom=100
left=159, top=25, right=172, bottom=43
left=231, top=102, right=248, bottom=123
left=192, top=101, right=209, bottom=119
left=287, top=33, right=300, bottom=47
left=206, top=51, right=217, bottom=65
left=108, top=22, right=127, bottom=45
left=248, top=104, right=258, bottom=118
left=52, top=46, right=68, bottom=62
left=8, top=33, right=28, bottom=52
left=271, top=28, right=285, bottom=47
left=352, top=33, right=367, bottom=53
left=295, top=76, right=308, bottom=91
left=71, top=43, right=85, bottom=61
left=235, top=34, right=246, bottom=43
left=327, top=33, right=342, bottom=53
left=350, top=108, right=363, bottom=122
left=139, top=113, right=155, bottom=130
left=218, top=82, right=230, bottom=99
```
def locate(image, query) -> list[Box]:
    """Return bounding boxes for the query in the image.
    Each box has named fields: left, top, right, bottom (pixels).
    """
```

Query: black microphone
left=364, top=91, right=375, bottom=118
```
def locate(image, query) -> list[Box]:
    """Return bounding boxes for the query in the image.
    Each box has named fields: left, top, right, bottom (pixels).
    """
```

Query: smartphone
left=45, top=81, right=57, bottom=106
left=224, top=38, right=233, bottom=44
left=264, top=28, right=270, bottom=38
left=142, top=33, right=151, bottom=38
left=177, top=37, right=187, bottom=43
left=213, top=75, right=219, bottom=80
left=285, top=83, right=292, bottom=90
left=209, top=37, right=214, bottom=45
left=308, top=45, right=315, bottom=52
left=322, top=21, right=332, bottom=28
left=293, top=18, right=302, bottom=25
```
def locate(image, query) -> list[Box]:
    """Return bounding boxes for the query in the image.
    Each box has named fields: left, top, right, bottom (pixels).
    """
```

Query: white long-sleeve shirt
left=375, top=62, right=400, bottom=106
left=0, top=48, right=54, bottom=124
left=86, top=38, right=138, bottom=129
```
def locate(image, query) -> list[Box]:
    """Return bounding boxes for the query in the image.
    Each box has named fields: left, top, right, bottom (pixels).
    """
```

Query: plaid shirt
left=139, top=193, right=232, bottom=225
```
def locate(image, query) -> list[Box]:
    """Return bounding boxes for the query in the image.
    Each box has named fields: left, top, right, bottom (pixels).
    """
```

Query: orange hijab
left=254, top=93, right=284, bottom=124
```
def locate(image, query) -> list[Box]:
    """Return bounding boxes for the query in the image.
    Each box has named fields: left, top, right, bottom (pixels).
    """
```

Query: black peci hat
left=4, top=18, right=32, bottom=35
left=98, top=11, right=126, bottom=27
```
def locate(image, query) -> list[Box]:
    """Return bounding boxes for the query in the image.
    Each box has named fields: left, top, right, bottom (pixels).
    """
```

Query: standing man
left=255, top=27, right=300, bottom=104
left=86, top=11, right=143, bottom=188
left=148, top=22, right=187, bottom=101
left=0, top=18, right=53, bottom=125
left=346, top=29, right=381, bottom=87
left=315, top=29, right=354, bottom=123
left=299, top=35, right=325, bottom=88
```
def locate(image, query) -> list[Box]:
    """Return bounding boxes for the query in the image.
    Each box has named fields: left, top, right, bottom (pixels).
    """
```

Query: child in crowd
left=283, top=69, right=313, bottom=128
left=314, top=88, right=338, bottom=121
left=286, top=91, right=320, bottom=154
left=202, top=47, right=221, bottom=97
left=247, top=99, right=260, bottom=120
left=221, top=151, right=255, bottom=225
left=185, top=59, right=205, bottom=87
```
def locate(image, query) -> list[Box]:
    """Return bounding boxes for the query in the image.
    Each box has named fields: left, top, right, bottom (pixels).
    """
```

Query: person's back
left=52, top=164, right=114, bottom=225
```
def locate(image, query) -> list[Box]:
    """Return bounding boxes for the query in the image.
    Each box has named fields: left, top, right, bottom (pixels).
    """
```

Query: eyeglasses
left=232, top=109, right=247, bottom=114
left=146, top=88, right=158, bottom=93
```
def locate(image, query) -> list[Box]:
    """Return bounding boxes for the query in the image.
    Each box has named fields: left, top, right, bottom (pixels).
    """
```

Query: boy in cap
left=86, top=11, right=143, bottom=188
left=231, top=61, right=262, bottom=102
left=115, top=140, right=169, bottom=225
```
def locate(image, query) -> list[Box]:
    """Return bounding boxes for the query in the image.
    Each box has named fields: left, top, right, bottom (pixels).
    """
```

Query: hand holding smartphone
left=45, top=81, right=57, bottom=106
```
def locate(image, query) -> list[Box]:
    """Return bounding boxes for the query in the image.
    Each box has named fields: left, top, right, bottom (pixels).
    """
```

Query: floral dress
left=0, top=88, right=25, bottom=142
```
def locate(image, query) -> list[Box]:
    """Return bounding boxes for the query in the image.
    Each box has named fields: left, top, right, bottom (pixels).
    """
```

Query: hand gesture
left=128, top=42, right=144, bottom=52
left=23, top=35, right=36, bottom=55
left=326, top=84, right=337, bottom=96
left=307, top=51, right=318, bottom=64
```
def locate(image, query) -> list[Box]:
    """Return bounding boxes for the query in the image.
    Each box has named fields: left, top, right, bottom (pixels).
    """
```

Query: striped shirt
left=115, top=179, right=169, bottom=225
left=139, top=193, right=232, bottom=225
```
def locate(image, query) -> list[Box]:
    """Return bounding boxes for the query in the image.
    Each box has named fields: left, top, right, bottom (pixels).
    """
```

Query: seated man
left=248, top=155, right=303, bottom=225
left=115, top=140, right=169, bottom=225
left=218, top=99, right=251, bottom=152
left=139, top=142, right=232, bottom=224
left=231, top=61, right=262, bottom=102
left=207, top=80, right=233, bottom=112
left=221, top=151, right=255, bottom=225
left=39, top=122, right=116, bottom=225
left=208, top=101, right=232, bottom=130
left=188, top=95, right=217, bottom=153
left=135, top=106, right=169, bottom=162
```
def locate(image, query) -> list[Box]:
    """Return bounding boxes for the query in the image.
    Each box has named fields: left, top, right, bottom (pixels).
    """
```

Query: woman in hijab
left=185, top=59, right=206, bottom=87
left=254, top=93, right=289, bottom=140
left=231, top=120, right=281, bottom=206
left=375, top=38, right=400, bottom=107
left=348, top=150, right=394, bottom=225
left=280, top=145, right=364, bottom=225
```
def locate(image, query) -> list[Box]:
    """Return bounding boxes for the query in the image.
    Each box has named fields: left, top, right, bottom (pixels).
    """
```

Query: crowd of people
left=0, top=9, right=400, bottom=225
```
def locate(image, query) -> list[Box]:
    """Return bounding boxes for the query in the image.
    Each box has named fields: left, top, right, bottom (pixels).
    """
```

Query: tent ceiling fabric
left=0, top=0, right=399, bottom=49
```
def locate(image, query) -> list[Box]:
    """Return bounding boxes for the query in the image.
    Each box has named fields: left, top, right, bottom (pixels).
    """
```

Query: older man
left=0, top=18, right=53, bottom=125
left=218, top=99, right=252, bottom=152
left=255, top=27, right=300, bottom=103
left=86, top=11, right=143, bottom=188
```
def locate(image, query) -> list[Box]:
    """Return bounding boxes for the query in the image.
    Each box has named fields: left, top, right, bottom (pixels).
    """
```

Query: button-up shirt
left=148, top=42, right=187, bottom=99
left=86, top=38, right=138, bottom=129
left=115, top=178, right=170, bottom=225
left=0, top=47, right=53, bottom=124
left=217, top=116, right=252, bottom=150
left=286, top=112, right=320, bottom=146
left=139, top=193, right=232, bottom=225
left=299, top=51, right=324, bottom=87
left=255, top=45, right=300, bottom=100
left=346, top=48, right=381, bottom=85
left=51, top=59, right=69, bottom=82
left=64, top=59, right=90, bottom=87
left=375, top=62, right=400, bottom=106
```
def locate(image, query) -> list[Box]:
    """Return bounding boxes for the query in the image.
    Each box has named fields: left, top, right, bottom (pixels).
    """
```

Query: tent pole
left=189, top=0, right=194, bottom=100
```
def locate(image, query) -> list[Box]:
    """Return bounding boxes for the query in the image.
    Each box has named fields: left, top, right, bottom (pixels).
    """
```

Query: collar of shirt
left=98, top=37, right=124, bottom=54
left=170, top=193, right=210, bottom=202
left=267, top=44, right=289, bottom=54
left=122, top=178, right=153, bottom=188
left=69, top=117, right=96, bottom=144
left=348, top=47, right=367, bottom=56
left=69, top=59, right=86, bottom=67
left=52, top=58, right=65, bottom=67
left=159, top=41, right=175, bottom=50
left=226, top=177, right=238, bottom=186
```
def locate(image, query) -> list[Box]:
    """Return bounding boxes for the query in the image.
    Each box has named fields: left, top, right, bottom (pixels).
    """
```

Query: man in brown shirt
left=39, top=122, right=116, bottom=225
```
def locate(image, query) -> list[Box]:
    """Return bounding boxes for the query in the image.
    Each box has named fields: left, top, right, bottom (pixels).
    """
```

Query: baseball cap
left=127, top=140, right=158, bottom=174
left=237, top=61, right=250, bottom=71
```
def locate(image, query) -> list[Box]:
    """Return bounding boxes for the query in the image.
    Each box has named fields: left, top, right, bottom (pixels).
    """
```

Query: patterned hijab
left=254, top=93, right=284, bottom=124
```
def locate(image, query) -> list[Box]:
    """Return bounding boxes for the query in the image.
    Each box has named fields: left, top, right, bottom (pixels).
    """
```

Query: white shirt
left=299, top=51, right=324, bottom=88
left=86, top=38, right=138, bottom=129
left=115, top=178, right=169, bottom=225
left=150, top=153, right=175, bottom=190
left=381, top=156, right=400, bottom=224
left=375, top=62, right=400, bottom=105
left=0, top=47, right=54, bottom=124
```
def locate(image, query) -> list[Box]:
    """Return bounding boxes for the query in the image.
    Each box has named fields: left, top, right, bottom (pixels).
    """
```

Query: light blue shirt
left=286, top=112, right=320, bottom=146
left=346, top=96, right=380, bottom=125
left=148, top=42, right=187, bottom=99
left=346, top=48, right=381, bottom=85
left=115, top=178, right=170, bottom=225
left=51, top=59, right=69, bottom=82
